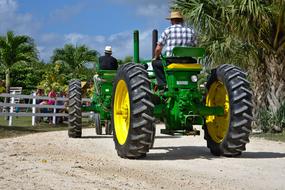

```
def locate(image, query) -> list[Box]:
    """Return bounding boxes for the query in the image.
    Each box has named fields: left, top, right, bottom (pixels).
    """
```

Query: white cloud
left=0, top=0, right=17, bottom=14
left=58, top=30, right=153, bottom=60
left=0, top=0, right=167, bottom=62
left=37, top=33, right=65, bottom=61
left=94, top=35, right=105, bottom=43
left=41, top=33, right=62, bottom=44
left=108, top=0, right=171, bottom=17
left=137, top=3, right=169, bottom=18
left=36, top=33, right=107, bottom=62
left=64, top=33, right=85, bottom=44
left=106, top=30, right=153, bottom=60
left=62, top=32, right=132, bottom=58
left=0, top=0, right=40, bottom=35
left=50, top=2, right=88, bottom=21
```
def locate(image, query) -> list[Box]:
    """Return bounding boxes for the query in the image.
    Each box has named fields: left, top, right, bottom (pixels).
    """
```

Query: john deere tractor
left=68, top=30, right=253, bottom=159
left=68, top=68, right=116, bottom=137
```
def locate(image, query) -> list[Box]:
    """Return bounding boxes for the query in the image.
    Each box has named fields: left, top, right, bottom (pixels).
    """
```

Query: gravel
left=0, top=125, right=285, bottom=190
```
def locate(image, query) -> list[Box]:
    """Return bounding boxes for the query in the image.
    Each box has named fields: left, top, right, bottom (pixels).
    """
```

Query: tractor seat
left=165, top=57, right=197, bottom=66
left=165, top=57, right=202, bottom=70
left=165, top=47, right=204, bottom=70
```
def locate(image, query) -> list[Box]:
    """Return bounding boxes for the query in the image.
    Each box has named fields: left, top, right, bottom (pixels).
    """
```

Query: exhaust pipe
left=133, top=30, right=139, bottom=63
left=152, top=29, right=158, bottom=58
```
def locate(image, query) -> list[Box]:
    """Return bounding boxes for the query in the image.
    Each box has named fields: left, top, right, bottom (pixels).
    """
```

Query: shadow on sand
left=79, top=135, right=180, bottom=139
left=77, top=134, right=285, bottom=160
left=144, top=146, right=285, bottom=160
left=80, top=135, right=113, bottom=139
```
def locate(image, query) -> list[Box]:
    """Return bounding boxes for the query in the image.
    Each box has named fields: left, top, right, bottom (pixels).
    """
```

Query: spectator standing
left=48, top=88, right=56, bottom=105
left=47, top=88, right=56, bottom=124
left=35, top=88, right=46, bottom=124
left=56, top=91, right=68, bottom=124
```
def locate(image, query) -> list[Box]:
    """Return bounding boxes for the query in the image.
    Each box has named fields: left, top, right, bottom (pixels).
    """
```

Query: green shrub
left=257, top=102, right=285, bottom=133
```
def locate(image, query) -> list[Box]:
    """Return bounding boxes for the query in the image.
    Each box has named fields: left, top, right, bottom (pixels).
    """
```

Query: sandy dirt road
left=0, top=125, right=285, bottom=190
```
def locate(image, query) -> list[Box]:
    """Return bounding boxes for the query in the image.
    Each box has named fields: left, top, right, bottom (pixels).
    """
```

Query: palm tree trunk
left=250, top=54, right=285, bottom=127
left=264, top=54, right=285, bottom=113
left=250, top=62, right=267, bottom=128
left=251, top=54, right=285, bottom=129
left=4, top=68, right=11, bottom=120
left=251, top=64, right=267, bottom=107
left=5, top=68, right=11, bottom=93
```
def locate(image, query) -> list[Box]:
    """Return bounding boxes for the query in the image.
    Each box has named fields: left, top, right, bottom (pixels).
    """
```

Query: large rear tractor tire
left=204, top=64, right=253, bottom=156
left=112, top=63, right=155, bottom=159
left=68, top=79, right=82, bottom=138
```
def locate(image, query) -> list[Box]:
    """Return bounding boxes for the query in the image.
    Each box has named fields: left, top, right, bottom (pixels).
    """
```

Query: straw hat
left=104, top=46, right=112, bottom=53
left=166, top=11, right=183, bottom=20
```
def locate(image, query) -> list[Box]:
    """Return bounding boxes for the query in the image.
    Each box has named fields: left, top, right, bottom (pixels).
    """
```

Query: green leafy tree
left=0, top=31, right=38, bottom=92
left=51, top=44, right=99, bottom=79
left=117, top=56, right=133, bottom=65
left=122, top=56, right=133, bottom=64
left=38, top=62, right=68, bottom=94
left=11, top=60, right=46, bottom=94
left=174, top=0, right=285, bottom=119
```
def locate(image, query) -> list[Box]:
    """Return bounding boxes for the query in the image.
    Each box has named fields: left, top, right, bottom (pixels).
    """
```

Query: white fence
left=0, top=93, right=91, bottom=126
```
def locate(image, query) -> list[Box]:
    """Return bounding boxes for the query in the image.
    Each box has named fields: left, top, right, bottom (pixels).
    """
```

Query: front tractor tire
left=204, top=64, right=253, bottom=156
left=106, top=121, right=112, bottom=135
left=94, top=113, right=102, bottom=135
left=68, top=79, right=82, bottom=138
left=112, top=63, right=155, bottom=159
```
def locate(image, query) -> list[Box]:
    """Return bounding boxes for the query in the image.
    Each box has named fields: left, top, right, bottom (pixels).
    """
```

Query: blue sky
left=0, top=0, right=172, bottom=62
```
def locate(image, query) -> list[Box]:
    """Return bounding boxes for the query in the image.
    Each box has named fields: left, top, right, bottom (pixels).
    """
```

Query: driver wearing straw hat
left=152, top=11, right=196, bottom=89
left=99, top=46, right=118, bottom=70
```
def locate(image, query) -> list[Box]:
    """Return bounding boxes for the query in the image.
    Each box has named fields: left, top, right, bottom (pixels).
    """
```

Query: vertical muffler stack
left=152, top=29, right=158, bottom=58
left=133, top=30, right=139, bottom=63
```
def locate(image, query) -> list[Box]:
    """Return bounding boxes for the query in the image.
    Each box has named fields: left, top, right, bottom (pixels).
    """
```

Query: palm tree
left=174, top=0, right=285, bottom=117
left=0, top=31, right=37, bottom=92
left=51, top=44, right=99, bottom=78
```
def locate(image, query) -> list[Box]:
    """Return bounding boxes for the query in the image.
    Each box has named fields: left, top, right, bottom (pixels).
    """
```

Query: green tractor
left=68, top=69, right=116, bottom=137
left=68, top=30, right=253, bottom=159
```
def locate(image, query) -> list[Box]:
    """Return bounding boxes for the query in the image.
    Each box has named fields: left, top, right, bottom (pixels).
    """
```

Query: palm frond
left=51, top=43, right=98, bottom=77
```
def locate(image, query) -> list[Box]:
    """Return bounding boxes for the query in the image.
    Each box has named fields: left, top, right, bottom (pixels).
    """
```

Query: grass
left=0, top=116, right=92, bottom=139
left=251, top=131, right=285, bottom=142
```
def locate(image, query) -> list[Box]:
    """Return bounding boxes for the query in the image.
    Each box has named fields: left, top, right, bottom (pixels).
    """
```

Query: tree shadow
left=79, top=135, right=179, bottom=139
left=0, top=126, right=39, bottom=133
left=80, top=135, right=113, bottom=139
left=145, top=146, right=215, bottom=160
left=241, top=151, right=285, bottom=159
left=0, top=125, right=67, bottom=133
left=144, top=146, right=285, bottom=160
left=155, top=135, right=181, bottom=139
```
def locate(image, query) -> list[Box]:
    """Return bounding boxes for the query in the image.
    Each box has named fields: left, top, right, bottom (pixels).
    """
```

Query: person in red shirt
left=47, top=89, right=56, bottom=105
left=47, top=88, right=56, bottom=124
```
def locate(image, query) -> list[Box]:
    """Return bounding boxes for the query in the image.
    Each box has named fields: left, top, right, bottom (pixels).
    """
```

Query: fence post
left=9, top=91, right=15, bottom=126
left=53, top=99, right=56, bottom=124
left=32, top=92, right=36, bottom=126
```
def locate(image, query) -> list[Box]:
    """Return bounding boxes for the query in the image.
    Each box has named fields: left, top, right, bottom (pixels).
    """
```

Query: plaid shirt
left=158, top=24, right=196, bottom=57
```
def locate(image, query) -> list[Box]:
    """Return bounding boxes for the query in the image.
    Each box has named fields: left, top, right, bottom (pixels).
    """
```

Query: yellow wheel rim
left=206, top=81, right=230, bottom=143
left=114, top=80, right=130, bottom=145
